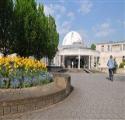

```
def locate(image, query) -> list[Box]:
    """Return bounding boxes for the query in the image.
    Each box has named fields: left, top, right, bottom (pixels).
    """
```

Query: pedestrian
left=107, top=55, right=115, bottom=81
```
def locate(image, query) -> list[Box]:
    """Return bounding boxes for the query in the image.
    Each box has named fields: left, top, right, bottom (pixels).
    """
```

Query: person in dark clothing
left=107, top=55, right=115, bottom=81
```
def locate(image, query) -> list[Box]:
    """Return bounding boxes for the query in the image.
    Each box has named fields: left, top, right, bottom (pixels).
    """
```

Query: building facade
left=96, top=41, right=125, bottom=68
left=54, top=31, right=100, bottom=69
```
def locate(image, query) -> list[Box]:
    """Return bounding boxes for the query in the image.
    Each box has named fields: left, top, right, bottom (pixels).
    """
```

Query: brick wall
left=0, top=73, right=73, bottom=117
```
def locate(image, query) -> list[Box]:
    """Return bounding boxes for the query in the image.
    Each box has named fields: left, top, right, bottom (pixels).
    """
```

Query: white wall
left=96, top=42, right=125, bottom=68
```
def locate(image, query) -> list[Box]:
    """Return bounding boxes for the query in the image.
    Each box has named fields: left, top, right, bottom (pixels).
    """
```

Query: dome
left=62, top=31, right=83, bottom=46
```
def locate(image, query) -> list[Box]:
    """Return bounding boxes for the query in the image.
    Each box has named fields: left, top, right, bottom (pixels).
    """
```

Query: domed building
left=62, top=31, right=83, bottom=46
left=53, top=31, right=100, bottom=69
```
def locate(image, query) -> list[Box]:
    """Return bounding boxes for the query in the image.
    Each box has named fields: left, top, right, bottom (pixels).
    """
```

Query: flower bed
left=0, top=57, right=53, bottom=88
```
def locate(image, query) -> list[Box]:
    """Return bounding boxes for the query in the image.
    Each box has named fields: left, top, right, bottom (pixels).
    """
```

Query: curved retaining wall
left=0, top=73, right=73, bottom=117
left=99, top=68, right=125, bottom=74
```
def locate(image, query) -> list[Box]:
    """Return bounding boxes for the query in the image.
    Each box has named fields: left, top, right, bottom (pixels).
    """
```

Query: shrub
left=119, top=62, right=125, bottom=68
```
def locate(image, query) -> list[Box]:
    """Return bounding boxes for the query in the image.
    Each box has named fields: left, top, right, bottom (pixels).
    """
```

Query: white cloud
left=44, top=4, right=67, bottom=29
left=77, top=29, right=91, bottom=47
left=44, top=4, right=66, bottom=16
left=55, top=5, right=66, bottom=14
left=93, top=22, right=115, bottom=37
left=78, top=0, right=93, bottom=14
left=44, top=4, right=75, bottom=37
left=57, top=21, right=72, bottom=36
left=117, top=20, right=125, bottom=28
left=44, top=5, right=54, bottom=16
left=78, top=29, right=88, bottom=40
left=44, top=4, right=68, bottom=36
left=67, top=12, right=75, bottom=20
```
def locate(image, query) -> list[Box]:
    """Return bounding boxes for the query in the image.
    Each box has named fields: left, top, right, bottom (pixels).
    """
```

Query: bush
left=0, top=57, right=53, bottom=88
left=119, top=62, right=125, bottom=68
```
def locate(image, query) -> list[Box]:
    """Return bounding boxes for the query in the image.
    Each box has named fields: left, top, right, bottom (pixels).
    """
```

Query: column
left=61, top=55, right=64, bottom=67
left=90, top=56, right=92, bottom=69
left=78, top=49, right=81, bottom=69
left=91, top=56, right=94, bottom=68
left=95, top=56, right=98, bottom=69
left=62, top=55, right=65, bottom=68
left=59, top=55, right=61, bottom=66
left=88, top=56, right=91, bottom=69
left=122, top=44, right=123, bottom=51
left=78, top=55, right=80, bottom=69
left=110, top=45, right=112, bottom=51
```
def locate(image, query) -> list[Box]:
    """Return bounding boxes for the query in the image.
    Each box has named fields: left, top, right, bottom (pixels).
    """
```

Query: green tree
left=0, top=0, right=14, bottom=55
left=46, top=15, right=59, bottom=64
left=14, top=0, right=37, bottom=57
left=0, top=0, right=59, bottom=60
left=32, top=4, right=47, bottom=59
left=91, top=44, right=96, bottom=50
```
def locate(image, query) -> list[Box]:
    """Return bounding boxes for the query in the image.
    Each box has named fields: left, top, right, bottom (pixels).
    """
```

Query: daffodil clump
left=0, top=57, right=52, bottom=88
left=0, top=56, right=47, bottom=72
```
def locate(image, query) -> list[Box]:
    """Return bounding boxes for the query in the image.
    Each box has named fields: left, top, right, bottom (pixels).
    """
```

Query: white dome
left=62, top=31, right=83, bottom=46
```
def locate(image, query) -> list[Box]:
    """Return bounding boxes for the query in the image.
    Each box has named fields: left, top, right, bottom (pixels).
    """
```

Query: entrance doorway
left=64, top=56, right=89, bottom=69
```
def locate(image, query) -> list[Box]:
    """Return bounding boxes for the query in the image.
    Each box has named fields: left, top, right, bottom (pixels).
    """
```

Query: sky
left=37, top=0, right=125, bottom=47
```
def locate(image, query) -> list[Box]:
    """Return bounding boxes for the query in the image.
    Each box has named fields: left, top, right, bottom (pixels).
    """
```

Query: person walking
left=107, top=55, right=115, bottom=81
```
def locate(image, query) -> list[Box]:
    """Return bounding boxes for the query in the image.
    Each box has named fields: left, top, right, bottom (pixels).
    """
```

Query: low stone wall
left=47, top=66, right=63, bottom=72
left=99, top=68, right=125, bottom=74
left=99, top=68, right=108, bottom=73
left=0, top=73, right=72, bottom=117
left=116, top=68, right=125, bottom=74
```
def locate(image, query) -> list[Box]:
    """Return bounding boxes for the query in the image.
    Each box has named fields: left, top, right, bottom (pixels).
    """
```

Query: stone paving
left=1, top=73, right=125, bottom=120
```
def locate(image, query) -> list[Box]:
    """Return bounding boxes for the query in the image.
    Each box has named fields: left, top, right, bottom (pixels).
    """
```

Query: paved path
left=2, top=73, right=125, bottom=120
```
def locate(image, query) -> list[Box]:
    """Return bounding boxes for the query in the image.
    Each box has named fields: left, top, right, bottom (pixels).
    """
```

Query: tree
left=0, top=0, right=59, bottom=60
left=32, top=4, right=47, bottom=59
left=14, top=0, right=59, bottom=59
left=91, top=44, right=96, bottom=50
left=0, top=0, right=14, bottom=55
left=46, top=15, right=59, bottom=64
left=14, top=0, right=37, bottom=57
